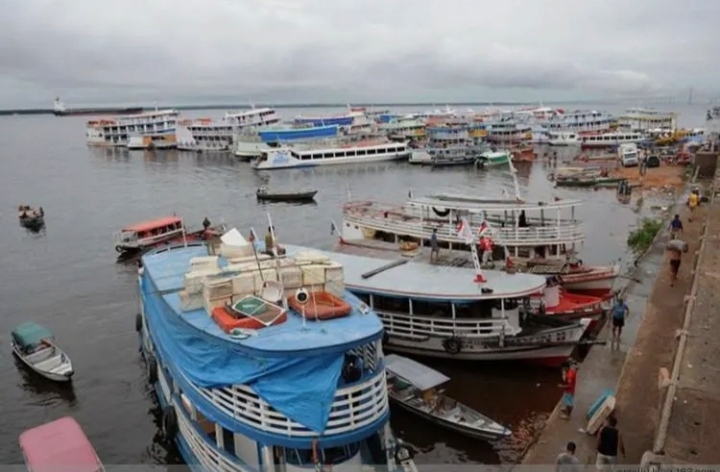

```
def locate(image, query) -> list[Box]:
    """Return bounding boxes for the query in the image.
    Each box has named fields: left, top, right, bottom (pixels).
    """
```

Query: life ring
left=432, top=207, right=450, bottom=217
left=162, top=405, right=178, bottom=440
left=442, top=337, right=462, bottom=355
left=135, top=313, right=143, bottom=332
left=146, top=356, right=158, bottom=383
left=395, top=446, right=413, bottom=462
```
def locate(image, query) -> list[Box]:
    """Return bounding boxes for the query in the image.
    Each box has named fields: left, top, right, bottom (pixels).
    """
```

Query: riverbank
left=518, top=183, right=707, bottom=466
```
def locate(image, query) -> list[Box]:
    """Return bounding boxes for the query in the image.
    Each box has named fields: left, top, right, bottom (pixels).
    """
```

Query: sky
left=0, top=0, right=719, bottom=108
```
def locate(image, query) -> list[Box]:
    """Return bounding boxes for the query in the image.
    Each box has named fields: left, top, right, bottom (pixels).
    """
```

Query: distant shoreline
left=0, top=99, right=683, bottom=116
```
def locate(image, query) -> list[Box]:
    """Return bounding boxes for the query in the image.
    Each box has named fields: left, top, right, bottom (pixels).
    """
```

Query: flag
left=248, top=228, right=257, bottom=243
left=456, top=218, right=474, bottom=244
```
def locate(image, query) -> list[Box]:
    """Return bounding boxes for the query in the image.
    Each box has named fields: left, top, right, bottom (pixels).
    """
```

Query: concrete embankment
left=518, top=182, right=708, bottom=466
left=643, top=169, right=720, bottom=466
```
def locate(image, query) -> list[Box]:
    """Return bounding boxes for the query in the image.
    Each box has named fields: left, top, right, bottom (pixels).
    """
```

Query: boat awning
left=385, top=354, right=450, bottom=391
left=12, top=322, right=53, bottom=347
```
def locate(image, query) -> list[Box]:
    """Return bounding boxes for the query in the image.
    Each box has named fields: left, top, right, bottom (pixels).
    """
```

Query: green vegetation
left=627, top=218, right=664, bottom=253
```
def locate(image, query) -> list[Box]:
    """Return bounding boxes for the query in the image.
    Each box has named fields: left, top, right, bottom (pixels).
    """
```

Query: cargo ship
left=52, top=98, right=144, bottom=117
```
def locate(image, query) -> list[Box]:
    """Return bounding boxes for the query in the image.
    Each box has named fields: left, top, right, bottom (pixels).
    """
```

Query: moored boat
left=385, top=354, right=511, bottom=441
left=113, top=216, right=225, bottom=257
left=11, top=322, right=74, bottom=382
left=20, top=417, right=105, bottom=472
left=580, top=131, right=646, bottom=148
left=476, top=150, right=512, bottom=167
left=256, top=185, right=318, bottom=202
left=137, top=228, right=418, bottom=472
left=18, top=204, right=44, bottom=230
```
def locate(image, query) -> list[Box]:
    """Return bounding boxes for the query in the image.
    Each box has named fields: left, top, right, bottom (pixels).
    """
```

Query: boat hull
left=19, top=216, right=45, bottom=230
left=11, top=344, right=74, bottom=382
left=115, top=229, right=211, bottom=257
left=256, top=191, right=318, bottom=202
left=54, top=107, right=144, bottom=117
left=253, top=149, right=410, bottom=170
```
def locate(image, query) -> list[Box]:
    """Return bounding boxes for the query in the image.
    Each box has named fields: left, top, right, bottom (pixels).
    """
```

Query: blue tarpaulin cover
left=141, top=274, right=344, bottom=433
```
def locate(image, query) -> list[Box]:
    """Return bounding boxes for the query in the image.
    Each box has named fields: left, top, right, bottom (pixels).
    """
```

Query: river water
left=0, top=103, right=706, bottom=467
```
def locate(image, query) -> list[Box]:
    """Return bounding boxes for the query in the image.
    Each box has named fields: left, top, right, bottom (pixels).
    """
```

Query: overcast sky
left=0, top=0, right=718, bottom=108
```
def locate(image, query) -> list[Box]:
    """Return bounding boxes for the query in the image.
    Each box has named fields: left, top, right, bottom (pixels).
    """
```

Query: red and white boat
left=20, top=416, right=105, bottom=472
left=113, top=215, right=225, bottom=257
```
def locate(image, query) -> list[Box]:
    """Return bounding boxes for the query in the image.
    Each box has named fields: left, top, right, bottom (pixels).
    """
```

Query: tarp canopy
left=19, top=417, right=101, bottom=472
left=385, top=354, right=450, bottom=391
left=12, top=322, right=53, bottom=347
left=141, top=274, right=344, bottom=434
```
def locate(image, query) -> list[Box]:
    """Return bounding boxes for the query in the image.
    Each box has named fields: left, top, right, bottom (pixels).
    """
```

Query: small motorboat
left=256, top=185, right=318, bottom=202
left=11, top=322, right=74, bottom=382
left=385, top=354, right=511, bottom=442
left=18, top=204, right=45, bottom=230
left=20, top=417, right=104, bottom=472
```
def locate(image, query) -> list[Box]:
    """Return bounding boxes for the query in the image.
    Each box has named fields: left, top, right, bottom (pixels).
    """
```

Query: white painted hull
left=562, top=273, right=617, bottom=294
left=234, top=141, right=269, bottom=159
left=548, top=138, right=580, bottom=146
left=408, top=151, right=433, bottom=164
left=253, top=149, right=409, bottom=170
left=12, top=343, right=74, bottom=382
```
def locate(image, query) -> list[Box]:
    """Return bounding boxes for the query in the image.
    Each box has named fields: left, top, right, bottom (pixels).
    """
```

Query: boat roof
left=283, top=245, right=546, bottom=301
left=123, top=216, right=182, bottom=233
left=385, top=354, right=449, bottom=390
left=408, top=193, right=583, bottom=212
left=12, top=322, right=53, bottom=347
left=19, top=417, right=101, bottom=472
left=141, top=245, right=383, bottom=354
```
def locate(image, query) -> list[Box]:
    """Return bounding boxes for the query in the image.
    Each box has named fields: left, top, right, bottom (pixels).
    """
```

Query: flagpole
left=181, top=218, right=188, bottom=247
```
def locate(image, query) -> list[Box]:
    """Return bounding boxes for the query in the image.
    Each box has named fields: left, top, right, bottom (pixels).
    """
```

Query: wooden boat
left=18, top=204, right=44, bottom=230
left=11, top=322, right=74, bottom=382
left=385, top=354, right=511, bottom=441
left=555, top=176, right=624, bottom=188
left=113, top=216, right=225, bottom=256
left=256, top=185, right=318, bottom=202
left=287, top=290, right=353, bottom=320
left=211, top=296, right=287, bottom=333
left=20, top=416, right=105, bottom=472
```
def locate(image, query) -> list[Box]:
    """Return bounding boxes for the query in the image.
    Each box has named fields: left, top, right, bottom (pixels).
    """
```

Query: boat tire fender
left=443, top=336, right=462, bottom=355
left=146, top=356, right=158, bottom=383
left=136, top=313, right=143, bottom=332
left=432, top=207, right=450, bottom=217
left=162, top=406, right=178, bottom=440
left=395, top=445, right=413, bottom=462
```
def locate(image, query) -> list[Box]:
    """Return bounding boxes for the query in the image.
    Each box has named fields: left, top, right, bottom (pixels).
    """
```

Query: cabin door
left=272, top=446, right=287, bottom=472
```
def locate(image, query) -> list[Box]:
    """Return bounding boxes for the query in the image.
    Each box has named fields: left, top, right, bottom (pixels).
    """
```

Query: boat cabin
left=19, top=417, right=104, bottom=472
left=11, top=322, right=54, bottom=355
left=114, top=216, right=185, bottom=249
left=386, top=354, right=450, bottom=408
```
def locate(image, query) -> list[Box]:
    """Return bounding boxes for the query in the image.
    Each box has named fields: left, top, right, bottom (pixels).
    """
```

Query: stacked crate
left=202, top=277, right=234, bottom=314
left=179, top=256, right=222, bottom=311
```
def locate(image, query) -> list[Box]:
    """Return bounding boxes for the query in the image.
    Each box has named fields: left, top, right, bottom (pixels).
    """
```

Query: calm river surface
left=0, top=103, right=705, bottom=467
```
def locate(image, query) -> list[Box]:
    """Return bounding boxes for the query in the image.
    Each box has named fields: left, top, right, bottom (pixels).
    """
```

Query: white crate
left=325, top=262, right=344, bottom=283
left=219, top=243, right=254, bottom=259
left=294, top=251, right=331, bottom=265
left=301, top=265, right=326, bottom=286
left=278, top=266, right=303, bottom=289
left=203, top=277, right=234, bottom=300
left=203, top=296, right=232, bottom=315
left=231, top=273, right=257, bottom=297
left=325, top=280, right=345, bottom=298
left=179, top=289, right=204, bottom=312
left=189, top=256, right=219, bottom=272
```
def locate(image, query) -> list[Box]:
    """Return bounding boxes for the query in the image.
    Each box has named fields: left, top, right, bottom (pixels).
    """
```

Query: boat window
left=455, top=300, right=493, bottom=318
left=354, top=292, right=371, bottom=304
left=411, top=299, right=452, bottom=316
left=504, top=298, right=520, bottom=310
left=282, top=443, right=360, bottom=466
left=372, top=295, right=410, bottom=313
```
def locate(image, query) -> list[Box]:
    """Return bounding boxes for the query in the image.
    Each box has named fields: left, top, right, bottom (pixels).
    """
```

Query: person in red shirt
left=559, top=361, right=577, bottom=419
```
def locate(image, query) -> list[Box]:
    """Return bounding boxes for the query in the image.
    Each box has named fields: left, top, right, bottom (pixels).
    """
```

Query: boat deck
left=141, top=245, right=383, bottom=353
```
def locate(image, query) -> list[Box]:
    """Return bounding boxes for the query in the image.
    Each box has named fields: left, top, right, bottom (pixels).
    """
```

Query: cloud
left=0, top=0, right=718, bottom=107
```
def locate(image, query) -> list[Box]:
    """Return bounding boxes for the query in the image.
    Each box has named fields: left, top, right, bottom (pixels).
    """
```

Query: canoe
left=555, top=177, right=624, bottom=188
left=11, top=322, right=74, bottom=382
left=287, top=291, right=353, bottom=320
left=256, top=189, right=318, bottom=202
left=385, top=354, right=511, bottom=441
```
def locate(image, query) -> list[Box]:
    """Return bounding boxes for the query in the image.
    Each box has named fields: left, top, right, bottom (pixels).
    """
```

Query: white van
left=618, top=143, right=639, bottom=167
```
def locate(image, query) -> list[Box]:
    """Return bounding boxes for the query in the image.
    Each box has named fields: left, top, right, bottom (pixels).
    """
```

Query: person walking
left=596, top=416, right=625, bottom=471
left=688, top=190, right=699, bottom=222
left=559, top=361, right=577, bottom=419
left=611, top=296, right=629, bottom=341
left=666, top=239, right=687, bottom=287
left=556, top=442, right=582, bottom=472
left=668, top=214, right=683, bottom=240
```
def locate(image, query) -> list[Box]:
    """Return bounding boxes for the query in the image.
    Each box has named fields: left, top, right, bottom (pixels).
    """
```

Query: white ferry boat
left=86, top=109, right=178, bottom=147
left=379, top=116, right=427, bottom=141
left=540, top=110, right=614, bottom=133
left=580, top=131, right=646, bottom=148
left=137, top=231, right=418, bottom=472
left=618, top=107, right=677, bottom=132
left=176, top=108, right=281, bottom=152
left=485, top=118, right=532, bottom=143
left=279, top=245, right=591, bottom=366
left=251, top=139, right=410, bottom=170
left=547, top=131, right=580, bottom=146
left=234, top=125, right=340, bottom=160
left=339, top=193, right=618, bottom=296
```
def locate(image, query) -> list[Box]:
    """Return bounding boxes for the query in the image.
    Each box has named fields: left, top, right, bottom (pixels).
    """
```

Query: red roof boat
left=20, top=417, right=104, bottom=472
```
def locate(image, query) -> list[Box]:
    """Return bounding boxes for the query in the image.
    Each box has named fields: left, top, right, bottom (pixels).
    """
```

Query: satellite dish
left=295, top=288, right=310, bottom=305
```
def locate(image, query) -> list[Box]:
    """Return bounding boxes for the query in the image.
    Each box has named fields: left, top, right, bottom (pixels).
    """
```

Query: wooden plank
left=361, top=259, right=409, bottom=279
